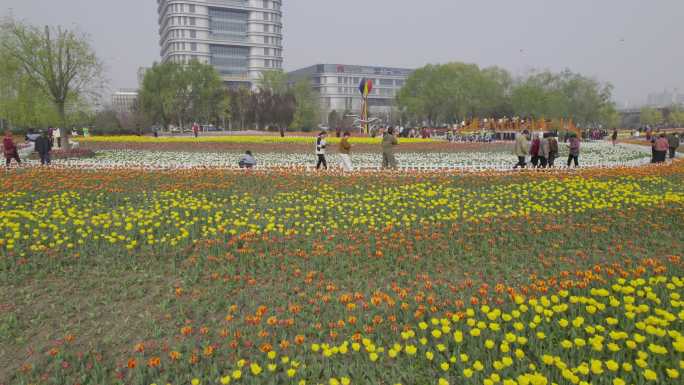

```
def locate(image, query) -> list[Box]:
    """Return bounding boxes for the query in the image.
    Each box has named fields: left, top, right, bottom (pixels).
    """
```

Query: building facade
left=157, top=0, right=284, bottom=87
left=289, top=64, right=413, bottom=124
left=111, top=89, right=139, bottom=114
left=647, top=89, right=684, bottom=108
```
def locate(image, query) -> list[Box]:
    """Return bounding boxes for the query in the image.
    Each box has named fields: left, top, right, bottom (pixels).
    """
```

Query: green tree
left=139, top=60, right=226, bottom=130
left=1, top=19, right=103, bottom=148
left=291, top=80, right=319, bottom=131
left=598, top=103, right=621, bottom=129
left=139, top=62, right=177, bottom=130
left=667, top=106, right=684, bottom=128
left=640, top=107, right=663, bottom=126
left=257, top=69, right=288, bottom=95
left=510, top=70, right=613, bottom=126
left=397, top=62, right=513, bottom=125
left=328, top=110, right=340, bottom=127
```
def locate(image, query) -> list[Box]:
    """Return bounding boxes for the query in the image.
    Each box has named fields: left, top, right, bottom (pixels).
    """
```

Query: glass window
left=191, top=43, right=197, bottom=51
left=208, top=8, right=248, bottom=41
left=189, top=4, right=195, bottom=13
left=190, top=17, right=196, bottom=26
left=190, top=30, right=196, bottom=38
left=210, top=45, right=249, bottom=75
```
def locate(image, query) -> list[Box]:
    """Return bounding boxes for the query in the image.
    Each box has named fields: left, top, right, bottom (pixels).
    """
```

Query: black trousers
left=5, top=153, right=21, bottom=167
left=514, top=156, right=526, bottom=169
left=567, top=154, right=579, bottom=167
left=539, top=156, right=548, bottom=168
left=654, top=151, right=667, bottom=163
left=548, top=152, right=557, bottom=167
left=39, top=152, right=51, bottom=165
left=531, top=155, right=539, bottom=167
left=316, top=154, right=327, bottom=169
left=669, top=147, right=677, bottom=159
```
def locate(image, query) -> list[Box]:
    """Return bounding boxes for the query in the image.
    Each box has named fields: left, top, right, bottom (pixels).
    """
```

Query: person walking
left=547, top=134, right=559, bottom=167
left=653, top=133, right=669, bottom=163
left=539, top=133, right=550, bottom=168
left=35, top=130, right=52, bottom=165
left=567, top=133, right=581, bottom=167
left=612, top=129, right=618, bottom=146
left=192, top=122, right=200, bottom=138
left=513, top=130, right=529, bottom=169
left=3, top=131, right=21, bottom=168
left=667, top=132, right=680, bottom=159
left=529, top=135, right=541, bottom=168
left=315, top=131, right=328, bottom=170
left=339, top=132, right=353, bottom=172
left=382, top=127, right=399, bottom=169
left=54, top=127, right=62, bottom=149
left=47, top=126, right=55, bottom=147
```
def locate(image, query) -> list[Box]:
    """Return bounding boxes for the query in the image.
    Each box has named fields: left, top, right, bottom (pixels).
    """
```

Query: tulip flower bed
left=1, top=162, right=684, bottom=385
left=42, top=142, right=652, bottom=170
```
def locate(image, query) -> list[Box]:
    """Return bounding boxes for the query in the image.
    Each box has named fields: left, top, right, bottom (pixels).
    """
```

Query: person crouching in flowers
left=315, top=131, right=328, bottom=170
left=238, top=150, right=257, bottom=169
left=338, top=131, right=353, bottom=172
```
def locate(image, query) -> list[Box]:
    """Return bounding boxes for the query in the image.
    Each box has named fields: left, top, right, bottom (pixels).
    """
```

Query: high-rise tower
left=157, top=0, right=283, bottom=87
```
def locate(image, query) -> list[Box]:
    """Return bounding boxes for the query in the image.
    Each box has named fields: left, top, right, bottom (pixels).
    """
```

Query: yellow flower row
left=74, top=135, right=436, bottom=145
left=3, top=176, right=683, bottom=256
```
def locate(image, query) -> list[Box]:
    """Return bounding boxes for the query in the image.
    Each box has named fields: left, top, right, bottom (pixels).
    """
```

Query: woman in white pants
left=338, top=131, right=353, bottom=171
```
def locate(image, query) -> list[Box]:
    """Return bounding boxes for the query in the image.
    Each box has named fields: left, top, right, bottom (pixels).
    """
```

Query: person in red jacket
left=3, top=131, right=21, bottom=168
left=653, top=133, right=669, bottom=163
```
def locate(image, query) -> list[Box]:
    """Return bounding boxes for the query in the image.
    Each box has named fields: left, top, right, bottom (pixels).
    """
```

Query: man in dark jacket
left=35, top=131, right=52, bottom=165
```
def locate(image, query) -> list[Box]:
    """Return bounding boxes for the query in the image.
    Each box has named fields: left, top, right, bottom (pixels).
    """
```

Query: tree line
left=139, top=64, right=320, bottom=132
left=397, top=62, right=622, bottom=129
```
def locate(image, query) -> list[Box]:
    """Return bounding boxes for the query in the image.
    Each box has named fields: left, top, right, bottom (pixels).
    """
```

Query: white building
left=157, top=0, right=284, bottom=88
left=289, top=64, right=413, bottom=124
left=647, top=89, right=684, bottom=108
left=111, top=89, right=139, bottom=114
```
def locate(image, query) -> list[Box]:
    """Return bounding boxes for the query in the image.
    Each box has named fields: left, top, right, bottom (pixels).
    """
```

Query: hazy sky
left=2, top=0, right=682, bottom=107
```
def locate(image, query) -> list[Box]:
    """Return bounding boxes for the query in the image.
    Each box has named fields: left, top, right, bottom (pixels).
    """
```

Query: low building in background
left=289, top=64, right=413, bottom=125
left=647, top=89, right=684, bottom=108
left=111, top=89, right=139, bottom=115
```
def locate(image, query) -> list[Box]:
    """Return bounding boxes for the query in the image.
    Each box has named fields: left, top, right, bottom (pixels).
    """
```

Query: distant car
left=25, top=133, right=41, bottom=142
left=202, top=125, right=219, bottom=132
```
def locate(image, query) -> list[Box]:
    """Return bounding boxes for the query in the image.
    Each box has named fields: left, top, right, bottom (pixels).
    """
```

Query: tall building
left=157, top=0, right=284, bottom=88
left=289, top=64, right=413, bottom=124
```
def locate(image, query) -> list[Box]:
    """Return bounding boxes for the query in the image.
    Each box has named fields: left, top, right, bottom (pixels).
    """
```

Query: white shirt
left=315, top=138, right=327, bottom=155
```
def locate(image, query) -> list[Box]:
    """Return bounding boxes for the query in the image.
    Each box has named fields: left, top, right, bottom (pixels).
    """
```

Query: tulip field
left=1, top=140, right=683, bottom=385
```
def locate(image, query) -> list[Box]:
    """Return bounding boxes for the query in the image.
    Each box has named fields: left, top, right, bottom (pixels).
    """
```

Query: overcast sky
left=2, top=0, right=682, bottom=107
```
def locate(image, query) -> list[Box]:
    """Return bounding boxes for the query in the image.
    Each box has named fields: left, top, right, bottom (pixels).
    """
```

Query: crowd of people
left=3, top=128, right=61, bottom=168
left=651, top=132, right=681, bottom=163
left=513, top=130, right=578, bottom=169
left=3, top=126, right=682, bottom=171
